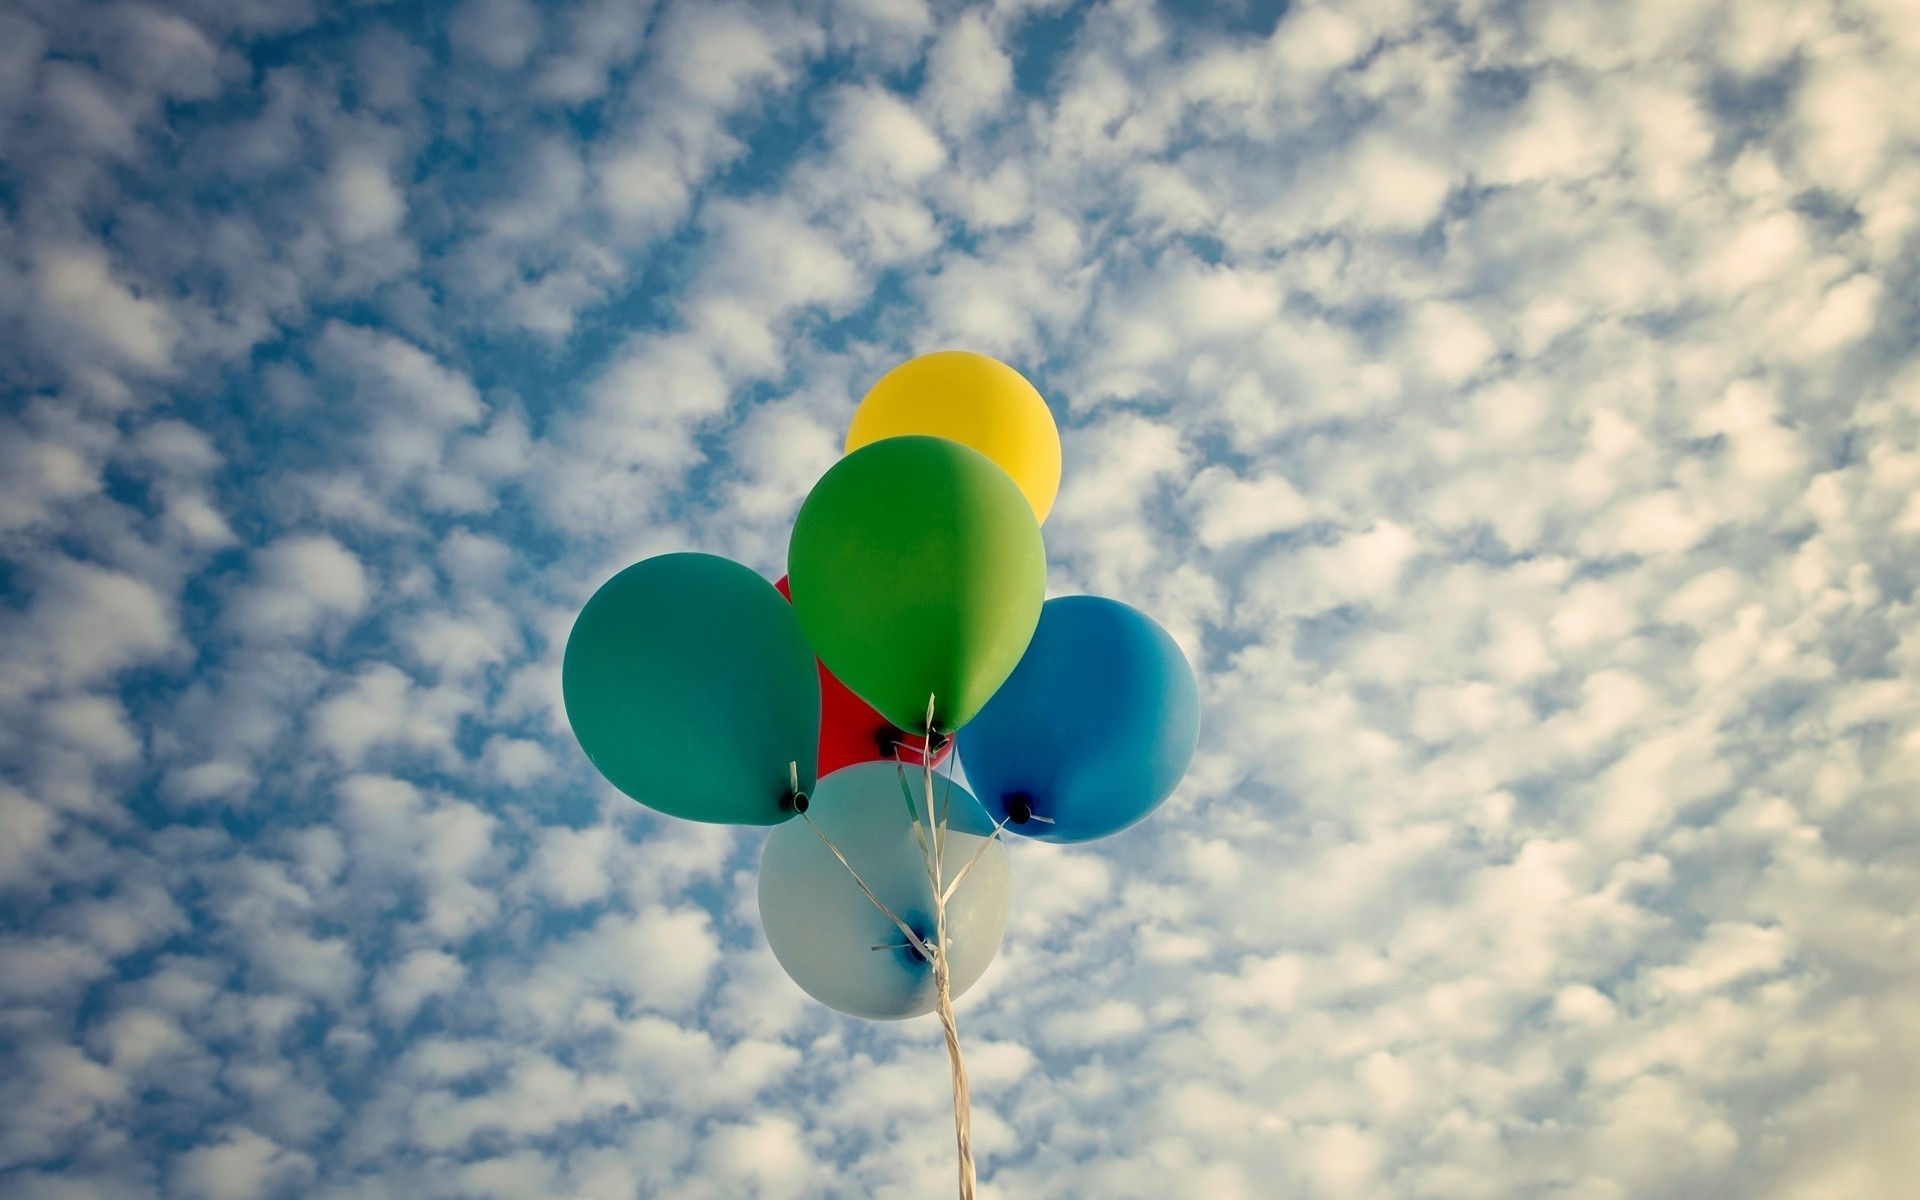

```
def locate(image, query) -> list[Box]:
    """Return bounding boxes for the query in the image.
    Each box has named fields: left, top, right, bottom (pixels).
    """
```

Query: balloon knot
left=783, top=791, right=809, bottom=815
left=1005, top=793, right=1033, bottom=825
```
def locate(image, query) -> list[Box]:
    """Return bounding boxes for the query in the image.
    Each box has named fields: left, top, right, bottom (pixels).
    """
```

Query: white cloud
left=831, top=85, right=946, bottom=185
left=375, top=949, right=467, bottom=1023
left=532, top=0, right=650, bottom=101
left=212, top=854, right=364, bottom=1006
left=0, top=937, right=110, bottom=1003
left=692, top=1114, right=820, bottom=1200
left=402, top=603, right=520, bottom=680
left=309, top=323, right=503, bottom=514
left=1796, top=273, right=1881, bottom=354
left=0, top=786, right=58, bottom=888
left=1269, top=5, right=1372, bottom=77
left=592, top=0, right=811, bottom=233
left=1, top=558, right=177, bottom=699
left=1305, top=1123, right=1385, bottom=1195
left=109, top=4, right=225, bottom=101
left=1796, top=51, right=1898, bottom=194
left=171, top=1127, right=314, bottom=1200
left=923, top=11, right=1011, bottom=133
left=1406, top=301, right=1499, bottom=385
left=326, top=148, right=408, bottom=242
left=42, top=693, right=142, bottom=766
left=1245, top=520, right=1422, bottom=622
left=914, top=207, right=1091, bottom=354
left=1184, top=464, right=1318, bottom=548
left=228, top=535, right=369, bottom=642
left=696, top=199, right=863, bottom=323
left=1646, top=921, right=1789, bottom=996
left=1040, top=997, right=1146, bottom=1048
left=537, top=332, right=733, bottom=530
left=32, top=244, right=177, bottom=371
left=40, top=63, right=139, bottom=158
left=480, top=735, right=554, bottom=787
left=1050, top=411, right=1191, bottom=594
left=450, top=0, right=542, bottom=70
left=0, top=408, right=106, bottom=534
left=336, top=773, right=501, bottom=940
left=1483, top=82, right=1619, bottom=186
left=0, top=1043, right=129, bottom=1170
left=528, top=824, right=616, bottom=908
left=1697, top=211, right=1807, bottom=296
left=508, top=905, right=723, bottom=1023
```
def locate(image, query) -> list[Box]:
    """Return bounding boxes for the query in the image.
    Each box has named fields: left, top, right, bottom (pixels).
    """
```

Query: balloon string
left=924, top=698, right=977, bottom=1200
left=798, top=811, right=934, bottom=962
left=930, top=696, right=950, bottom=870
left=812, top=700, right=983, bottom=1200
left=942, top=816, right=1008, bottom=905
left=935, top=967, right=974, bottom=1200
left=898, top=761, right=940, bottom=891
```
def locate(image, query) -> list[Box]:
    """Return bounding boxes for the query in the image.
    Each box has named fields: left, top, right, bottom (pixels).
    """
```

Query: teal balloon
left=562, top=553, right=818, bottom=825
left=758, top=762, right=1009, bottom=1020
left=787, top=435, right=1046, bottom=736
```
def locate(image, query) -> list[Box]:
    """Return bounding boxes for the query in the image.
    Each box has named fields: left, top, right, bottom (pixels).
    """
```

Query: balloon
left=774, top=576, right=951, bottom=775
left=957, top=595, right=1200, bottom=843
left=758, top=762, right=1009, bottom=1020
left=847, top=351, right=1061, bottom=523
left=788, top=435, right=1046, bottom=736
left=562, top=553, right=818, bottom=825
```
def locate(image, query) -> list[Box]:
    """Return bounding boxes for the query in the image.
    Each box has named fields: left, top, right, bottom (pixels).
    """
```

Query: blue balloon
left=957, top=595, right=1200, bottom=842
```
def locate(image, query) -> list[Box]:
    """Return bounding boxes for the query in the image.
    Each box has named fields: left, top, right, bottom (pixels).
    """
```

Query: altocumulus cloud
left=2, top=0, right=1919, bottom=1197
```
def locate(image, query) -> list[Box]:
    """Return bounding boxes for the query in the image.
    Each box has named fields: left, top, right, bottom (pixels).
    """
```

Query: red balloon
left=775, top=576, right=950, bottom=776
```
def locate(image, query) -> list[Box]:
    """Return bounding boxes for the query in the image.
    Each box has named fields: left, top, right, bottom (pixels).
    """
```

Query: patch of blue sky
left=1007, top=0, right=1093, bottom=98
left=1161, top=0, right=1291, bottom=40
left=803, top=264, right=927, bottom=355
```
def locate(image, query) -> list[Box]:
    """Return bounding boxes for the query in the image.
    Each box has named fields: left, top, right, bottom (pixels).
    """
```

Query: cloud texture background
left=3, top=0, right=1918, bottom=1196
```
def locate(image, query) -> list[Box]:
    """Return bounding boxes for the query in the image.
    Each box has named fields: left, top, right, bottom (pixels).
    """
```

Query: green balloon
left=788, top=435, right=1046, bottom=735
left=562, top=553, right=818, bottom=825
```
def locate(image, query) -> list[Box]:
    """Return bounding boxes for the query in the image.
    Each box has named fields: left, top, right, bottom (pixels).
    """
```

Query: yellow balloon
left=847, top=351, right=1062, bottom=523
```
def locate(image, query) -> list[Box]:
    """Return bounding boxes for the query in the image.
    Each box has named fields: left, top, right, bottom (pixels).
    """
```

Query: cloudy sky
left=3, top=0, right=1918, bottom=1196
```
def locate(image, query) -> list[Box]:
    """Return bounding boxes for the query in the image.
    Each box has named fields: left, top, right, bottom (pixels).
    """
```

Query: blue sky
left=3, top=0, right=1919, bottom=1196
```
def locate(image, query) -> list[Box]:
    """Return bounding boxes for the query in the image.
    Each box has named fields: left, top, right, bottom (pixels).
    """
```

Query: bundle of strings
left=797, top=696, right=998, bottom=1200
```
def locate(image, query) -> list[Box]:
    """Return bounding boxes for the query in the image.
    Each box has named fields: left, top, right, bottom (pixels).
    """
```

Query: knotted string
left=800, top=697, right=993, bottom=1200
left=923, top=695, right=976, bottom=1200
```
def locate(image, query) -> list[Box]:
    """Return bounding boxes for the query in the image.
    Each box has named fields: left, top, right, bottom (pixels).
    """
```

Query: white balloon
left=759, top=761, right=1010, bottom=1020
